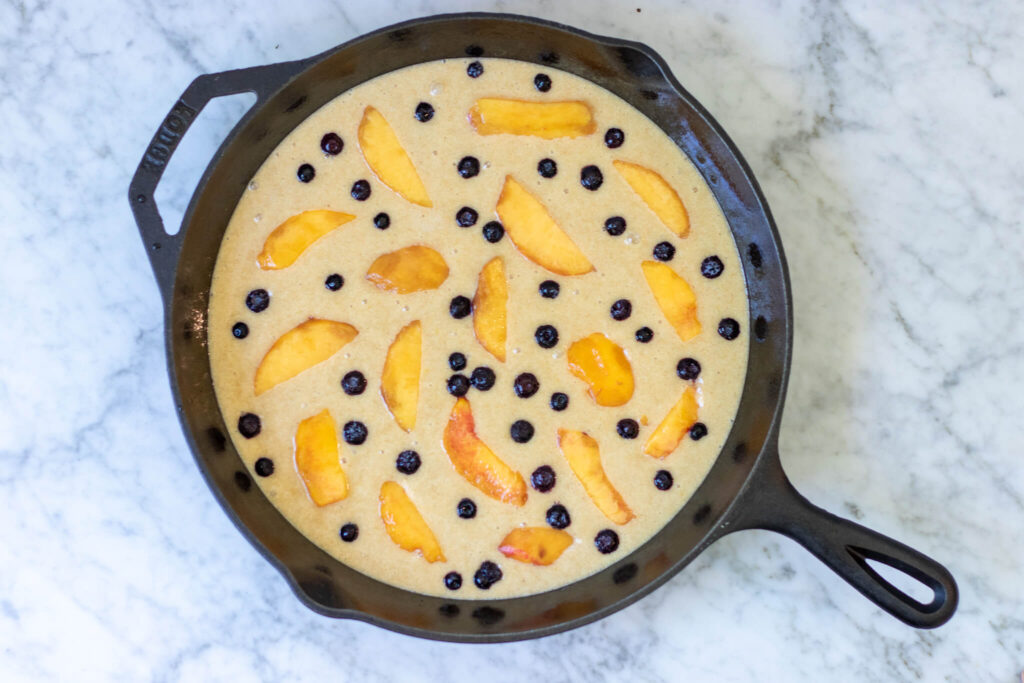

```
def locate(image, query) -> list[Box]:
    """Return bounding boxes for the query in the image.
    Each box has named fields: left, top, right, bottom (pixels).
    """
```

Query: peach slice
left=469, top=98, right=596, bottom=139
left=294, top=409, right=348, bottom=506
left=254, top=319, right=358, bottom=396
left=442, top=397, right=528, bottom=506
left=613, top=160, right=690, bottom=238
left=557, top=429, right=635, bottom=525
left=643, top=385, right=700, bottom=459
left=495, top=176, right=594, bottom=276
left=499, top=527, right=573, bottom=566
left=257, top=210, right=355, bottom=270
left=566, top=333, right=634, bottom=407
left=381, top=321, right=421, bottom=432
left=473, top=257, right=507, bottom=362
left=357, top=106, right=432, bottom=207
left=365, top=245, right=449, bottom=293
left=641, top=260, right=701, bottom=342
left=379, top=481, right=445, bottom=562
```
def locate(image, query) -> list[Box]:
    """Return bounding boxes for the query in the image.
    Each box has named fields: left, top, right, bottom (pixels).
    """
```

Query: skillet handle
left=128, top=59, right=307, bottom=301
left=725, top=445, right=958, bottom=628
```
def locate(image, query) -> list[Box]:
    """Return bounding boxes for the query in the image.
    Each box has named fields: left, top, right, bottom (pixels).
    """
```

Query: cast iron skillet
left=128, top=13, right=958, bottom=641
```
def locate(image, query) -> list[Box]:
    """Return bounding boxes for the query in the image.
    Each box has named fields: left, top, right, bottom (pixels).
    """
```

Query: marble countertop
left=2, top=0, right=1022, bottom=680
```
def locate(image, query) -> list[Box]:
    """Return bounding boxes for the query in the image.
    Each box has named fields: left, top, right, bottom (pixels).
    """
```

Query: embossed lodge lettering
left=142, top=101, right=197, bottom=172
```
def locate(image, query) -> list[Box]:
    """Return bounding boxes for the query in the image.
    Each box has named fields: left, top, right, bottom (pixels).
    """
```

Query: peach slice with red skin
left=379, top=481, right=445, bottom=562
left=254, top=319, right=358, bottom=396
left=294, top=409, right=348, bottom=506
left=499, top=527, right=573, bottom=566
left=365, top=245, right=449, bottom=293
left=558, top=429, right=635, bottom=525
left=468, top=98, right=596, bottom=139
left=358, top=106, right=432, bottom=207
left=257, top=210, right=355, bottom=270
left=442, top=397, right=528, bottom=506
left=613, top=160, right=690, bottom=238
left=473, top=257, right=507, bottom=362
left=381, top=321, right=421, bottom=432
left=643, top=385, right=700, bottom=459
left=641, top=260, right=701, bottom=342
left=495, top=176, right=594, bottom=276
left=566, top=333, right=634, bottom=407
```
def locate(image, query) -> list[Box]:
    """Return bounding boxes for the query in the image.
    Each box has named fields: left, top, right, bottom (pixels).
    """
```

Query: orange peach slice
left=379, top=481, right=445, bottom=562
left=442, top=397, right=528, bottom=506
left=381, top=321, right=421, bottom=432
left=365, top=245, right=449, bottom=293
left=294, top=409, right=348, bottom=506
left=557, top=429, right=635, bottom=525
left=358, top=106, right=432, bottom=207
left=473, top=257, right=507, bottom=362
left=499, top=527, right=573, bottom=566
left=468, top=98, right=596, bottom=139
left=566, top=333, right=634, bottom=407
left=495, top=176, right=594, bottom=276
left=254, top=319, right=358, bottom=396
left=613, top=160, right=690, bottom=238
left=641, top=260, right=701, bottom=342
left=643, top=386, right=700, bottom=459
left=257, top=210, right=355, bottom=270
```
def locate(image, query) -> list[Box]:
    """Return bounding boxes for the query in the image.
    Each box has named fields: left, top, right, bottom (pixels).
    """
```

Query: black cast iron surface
left=128, top=12, right=958, bottom=642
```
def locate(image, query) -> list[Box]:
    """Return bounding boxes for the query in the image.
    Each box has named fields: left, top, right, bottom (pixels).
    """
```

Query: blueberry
left=604, top=128, right=625, bottom=148
left=467, top=61, right=484, bottom=78
left=246, top=289, right=270, bottom=313
left=580, top=165, right=604, bottom=191
left=537, top=158, right=557, bottom=178
left=455, top=206, right=478, bottom=227
left=531, top=466, right=556, bottom=492
left=549, top=392, right=569, bottom=411
left=444, top=572, right=463, bottom=590
left=610, top=299, right=632, bottom=320
left=653, top=241, right=675, bottom=261
left=457, top=156, right=480, bottom=178
left=534, top=73, right=552, bottom=92
left=690, top=422, right=708, bottom=440
left=539, top=280, right=560, bottom=298
left=534, top=324, right=559, bottom=348
left=546, top=504, right=571, bottom=529
left=297, top=163, right=315, bottom=183
left=653, top=470, right=673, bottom=490
left=617, top=419, right=639, bottom=439
left=604, top=216, right=626, bottom=236
left=341, top=371, right=367, bottom=395
left=414, top=102, right=435, bottom=122
left=343, top=421, right=368, bottom=445
left=510, top=419, right=534, bottom=443
left=339, top=523, right=359, bottom=542
left=373, top=212, right=390, bottom=229
left=320, top=133, right=343, bottom=156
left=449, top=295, right=472, bottom=319
left=513, top=373, right=539, bottom=398
left=232, top=322, right=249, bottom=339
left=482, top=221, right=504, bottom=243
left=254, top=457, right=274, bottom=477
left=595, top=529, right=620, bottom=554
left=676, top=358, right=701, bottom=381
left=470, top=366, right=496, bottom=390
left=448, top=352, right=467, bottom=371
left=701, top=255, right=724, bottom=279
left=238, top=413, right=261, bottom=438
left=457, top=498, right=477, bottom=519
left=474, top=561, right=503, bottom=589
left=447, top=374, right=471, bottom=397
left=718, top=318, right=740, bottom=340
left=635, top=327, right=653, bottom=343
left=351, top=179, right=371, bottom=201
left=324, top=273, right=344, bottom=291
left=396, top=450, right=421, bottom=475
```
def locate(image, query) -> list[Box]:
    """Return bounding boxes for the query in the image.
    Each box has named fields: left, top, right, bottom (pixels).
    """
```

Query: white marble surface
left=2, top=0, right=1022, bottom=680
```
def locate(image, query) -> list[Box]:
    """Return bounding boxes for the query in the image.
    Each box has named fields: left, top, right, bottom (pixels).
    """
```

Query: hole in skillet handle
left=849, top=547, right=945, bottom=611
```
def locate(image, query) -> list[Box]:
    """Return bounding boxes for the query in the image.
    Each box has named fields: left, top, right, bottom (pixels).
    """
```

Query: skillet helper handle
left=128, top=60, right=306, bottom=301
left=728, top=448, right=958, bottom=628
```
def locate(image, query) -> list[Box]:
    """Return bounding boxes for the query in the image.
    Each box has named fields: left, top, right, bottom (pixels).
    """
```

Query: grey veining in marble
left=1, top=0, right=1022, bottom=680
